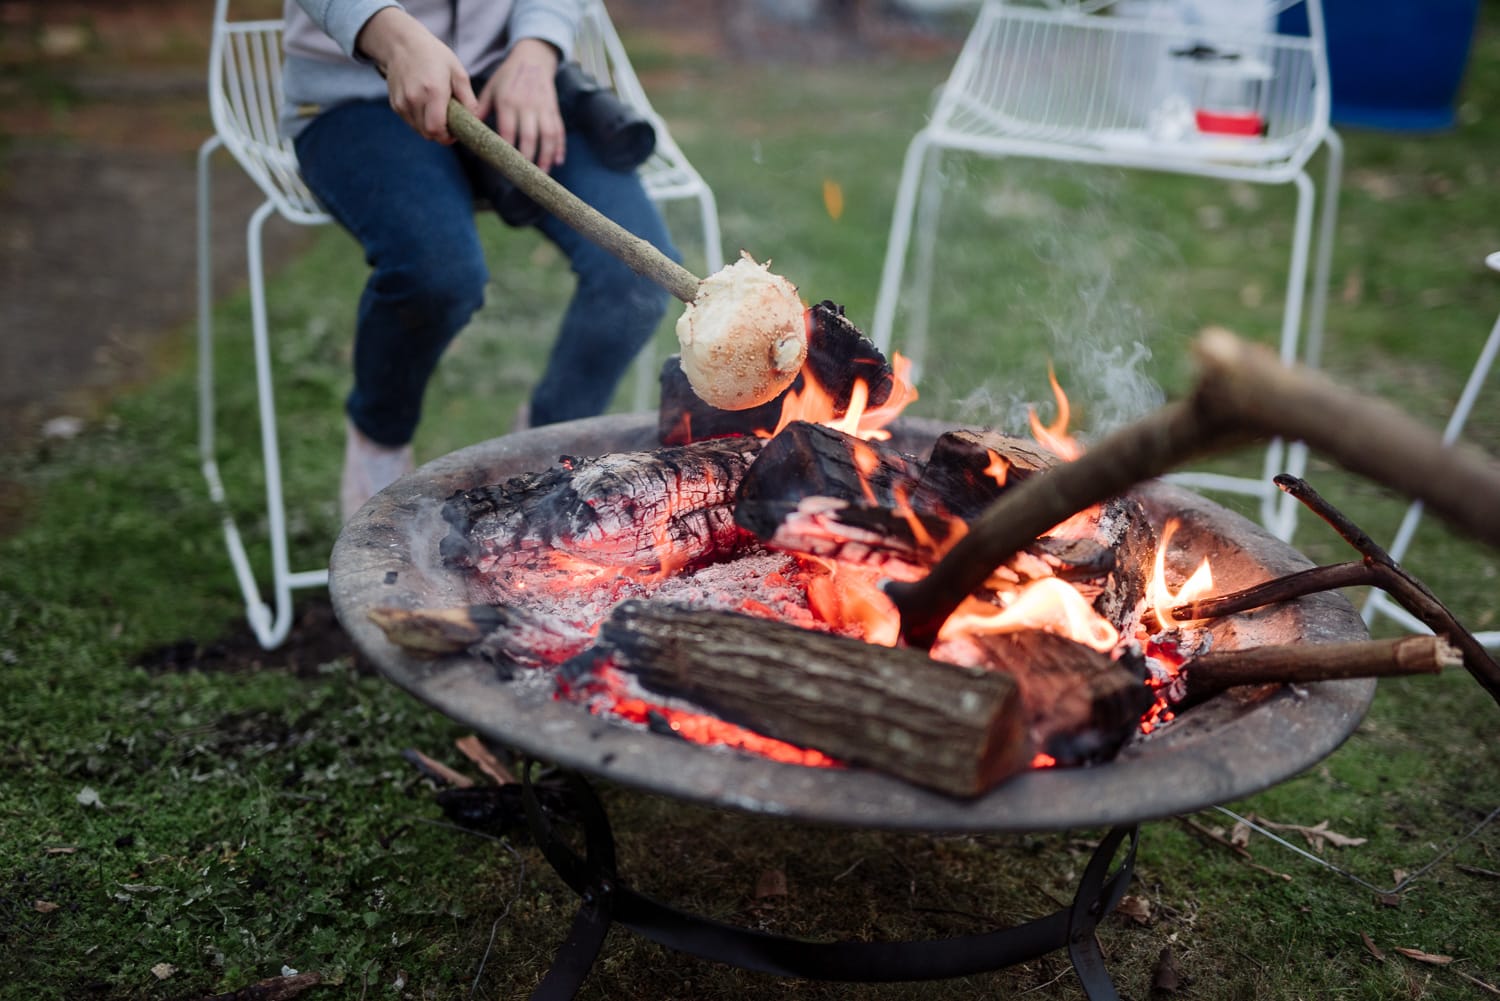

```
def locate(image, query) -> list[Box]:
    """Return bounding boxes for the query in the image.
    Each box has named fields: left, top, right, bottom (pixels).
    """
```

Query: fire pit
left=330, top=411, right=1372, bottom=998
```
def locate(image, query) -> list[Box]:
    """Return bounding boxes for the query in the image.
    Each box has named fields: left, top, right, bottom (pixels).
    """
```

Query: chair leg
left=1259, top=169, right=1319, bottom=540
left=1362, top=296, right=1500, bottom=647
left=697, top=183, right=725, bottom=275
left=199, top=187, right=324, bottom=650
left=871, top=129, right=938, bottom=359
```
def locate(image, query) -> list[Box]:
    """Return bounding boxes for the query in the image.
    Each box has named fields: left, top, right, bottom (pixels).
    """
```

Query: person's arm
left=355, top=6, right=480, bottom=144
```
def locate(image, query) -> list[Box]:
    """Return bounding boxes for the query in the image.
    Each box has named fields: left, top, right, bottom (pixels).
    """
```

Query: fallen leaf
left=1228, top=820, right=1251, bottom=849
left=1116, top=894, right=1152, bottom=925
left=1151, top=945, right=1182, bottom=993
left=1360, top=931, right=1386, bottom=961
left=151, top=962, right=177, bottom=980
left=1394, top=947, right=1453, bottom=966
left=1258, top=819, right=1366, bottom=853
left=1392, top=868, right=1409, bottom=885
left=44, top=846, right=78, bottom=856
left=1376, top=892, right=1402, bottom=908
left=755, top=868, right=788, bottom=899
left=33, top=900, right=60, bottom=914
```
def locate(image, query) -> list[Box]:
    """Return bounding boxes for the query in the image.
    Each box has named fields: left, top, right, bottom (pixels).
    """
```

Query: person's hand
left=477, top=38, right=565, bottom=171
left=356, top=6, right=479, bottom=143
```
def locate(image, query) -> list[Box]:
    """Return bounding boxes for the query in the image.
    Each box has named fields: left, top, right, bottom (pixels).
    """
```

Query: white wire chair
left=870, top=0, right=1342, bottom=542
left=1362, top=251, right=1500, bottom=650
left=196, top=0, right=723, bottom=649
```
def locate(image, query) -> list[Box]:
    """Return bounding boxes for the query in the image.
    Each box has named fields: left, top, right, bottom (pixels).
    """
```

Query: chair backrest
left=933, top=0, right=1331, bottom=176
left=208, top=0, right=326, bottom=223
left=209, top=0, right=701, bottom=212
left=574, top=0, right=704, bottom=201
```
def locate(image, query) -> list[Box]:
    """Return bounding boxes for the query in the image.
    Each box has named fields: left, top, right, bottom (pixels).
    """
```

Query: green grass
left=3, top=9, right=1500, bottom=1001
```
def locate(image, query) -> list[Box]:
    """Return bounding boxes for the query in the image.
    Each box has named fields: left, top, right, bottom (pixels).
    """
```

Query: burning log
left=970, top=631, right=1154, bottom=765
left=440, top=436, right=763, bottom=574
left=658, top=301, right=896, bottom=445
left=733, top=420, right=959, bottom=574
left=588, top=600, right=1033, bottom=798
left=911, top=428, right=1060, bottom=520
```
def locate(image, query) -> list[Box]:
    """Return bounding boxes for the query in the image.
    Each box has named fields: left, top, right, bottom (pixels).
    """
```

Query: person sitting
left=280, top=0, right=678, bottom=519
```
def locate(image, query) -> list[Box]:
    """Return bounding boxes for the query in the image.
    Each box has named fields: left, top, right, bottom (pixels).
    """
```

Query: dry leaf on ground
left=1116, top=895, right=1151, bottom=925
left=755, top=868, right=788, bottom=899
left=1151, top=945, right=1182, bottom=993
left=1360, top=931, right=1385, bottom=961
left=1259, top=819, right=1367, bottom=853
left=1394, top=947, right=1453, bottom=966
left=33, top=900, right=60, bottom=913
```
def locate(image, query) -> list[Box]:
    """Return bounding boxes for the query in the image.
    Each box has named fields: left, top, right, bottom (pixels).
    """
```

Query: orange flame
left=937, top=578, right=1119, bottom=653
left=768, top=353, right=919, bottom=442
left=1148, top=519, right=1215, bottom=629
left=984, top=449, right=1009, bottom=488
left=1028, top=367, right=1083, bottom=461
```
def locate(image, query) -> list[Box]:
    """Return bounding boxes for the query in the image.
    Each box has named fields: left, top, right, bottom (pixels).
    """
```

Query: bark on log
left=971, top=631, right=1153, bottom=765
left=440, top=436, right=763, bottom=572
left=1170, top=636, right=1457, bottom=710
left=593, top=600, right=1033, bottom=797
left=887, top=328, right=1500, bottom=648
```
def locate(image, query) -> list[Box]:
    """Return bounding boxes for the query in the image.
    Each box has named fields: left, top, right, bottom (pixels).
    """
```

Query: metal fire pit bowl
left=331, top=414, right=1373, bottom=833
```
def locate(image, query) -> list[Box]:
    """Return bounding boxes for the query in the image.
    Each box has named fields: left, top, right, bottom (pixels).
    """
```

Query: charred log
left=658, top=301, right=895, bottom=446
left=911, top=428, right=1060, bottom=520
left=591, top=600, right=1033, bottom=798
left=971, top=631, right=1154, bottom=765
left=440, top=436, right=763, bottom=573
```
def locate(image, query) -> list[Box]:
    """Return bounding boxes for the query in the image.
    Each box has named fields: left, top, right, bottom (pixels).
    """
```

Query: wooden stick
left=1169, top=636, right=1458, bottom=709
left=1169, top=476, right=1500, bottom=706
left=887, top=329, right=1500, bottom=648
left=447, top=99, right=701, bottom=303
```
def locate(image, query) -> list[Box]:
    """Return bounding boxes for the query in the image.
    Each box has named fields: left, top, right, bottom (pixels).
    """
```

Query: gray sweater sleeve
left=293, top=0, right=401, bottom=59
left=507, top=0, right=582, bottom=62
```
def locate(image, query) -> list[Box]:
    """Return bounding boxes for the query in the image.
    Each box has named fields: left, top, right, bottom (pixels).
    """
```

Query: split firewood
left=887, top=328, right=1500, bottom=650
left=658, top=300, right=896, bottom=445
left=588, top=599, right=1033, bottom=798
left=440, top=435, right=763, bottom=573
left=1168, top=636, right=1457, bottom=710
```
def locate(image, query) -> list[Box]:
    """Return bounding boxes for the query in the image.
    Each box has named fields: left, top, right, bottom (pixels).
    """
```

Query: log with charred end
left=802, top=300, right=896, bottom=412
left=594, top=599, right=1034, bottom=798
left=441, top=436, right=763, bottom=573
left=735, top=420, right=926, bottom=532
left=971, top=631, right=1154, bottom=765
left=1168, top=635, right=1458, bottom=711
left=370, top=604, right=593, bottom=671
left=911, top=428, right=1060, bottom=520
left=750, top=495, right=965, bottom=579
left=657, top=301, right=894, bottom=446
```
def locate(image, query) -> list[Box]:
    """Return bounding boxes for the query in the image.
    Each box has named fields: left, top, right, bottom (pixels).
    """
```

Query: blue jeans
left=294, top=99, right=678, bottom=445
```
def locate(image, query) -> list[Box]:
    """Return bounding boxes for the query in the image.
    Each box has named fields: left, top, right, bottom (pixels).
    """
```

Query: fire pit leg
left=519, top=764, right=1141, bottom=998
left=521, top=766, right=620, bottom=1001
left=1067, top=825, right=1140, bottom=1001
